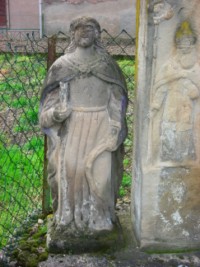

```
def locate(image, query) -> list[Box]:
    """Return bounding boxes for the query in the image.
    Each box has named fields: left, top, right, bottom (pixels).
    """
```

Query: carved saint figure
left=39, top=17, right=127, bottom=232
left=151, top=22, right=200, bottom=162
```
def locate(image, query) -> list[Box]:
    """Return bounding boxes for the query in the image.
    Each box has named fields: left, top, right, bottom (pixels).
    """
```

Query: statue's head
left=175, top=21, right=197, bottom=69
left=67, top=17, right=104, bottom=52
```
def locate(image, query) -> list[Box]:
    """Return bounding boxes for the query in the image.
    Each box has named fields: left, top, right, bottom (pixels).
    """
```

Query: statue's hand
left=53, top=107, right=72, bottom=122
left=106, top=125, right=120, bottom=152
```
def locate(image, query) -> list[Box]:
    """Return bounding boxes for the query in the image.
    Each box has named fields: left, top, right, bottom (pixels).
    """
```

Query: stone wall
left=132, top=0, right=200, bottom=251
left=42, top=0, right=136, bottom=37
left=9, top=0, right=39, bottom=29
left=44, top=0, right=117, bottom=3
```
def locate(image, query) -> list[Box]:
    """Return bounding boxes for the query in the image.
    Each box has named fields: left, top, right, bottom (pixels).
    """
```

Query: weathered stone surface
left=132, top=0, right=200, bottom=250
left=44, top=0, right=117, bottom=3
left=7, top=0, right=39, bottom=30
left=38, top=250, right=200, bottom=267
left=39, top=17, right=127, bottom=252
left=42, top=0, right=136, bottom=37
left=39, top=207, right=200, bottom=267
left=47, top=217, right=123, bottom=253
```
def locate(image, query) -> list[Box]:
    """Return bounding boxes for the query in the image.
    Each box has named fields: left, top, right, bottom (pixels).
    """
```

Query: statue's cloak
left=41, top=51, right=127, bottom=105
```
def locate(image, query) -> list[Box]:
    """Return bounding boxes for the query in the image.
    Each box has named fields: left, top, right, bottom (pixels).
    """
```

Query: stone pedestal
left=132, top=0, right=200, bottom=250
left=47, top=217, right=123, bottom=253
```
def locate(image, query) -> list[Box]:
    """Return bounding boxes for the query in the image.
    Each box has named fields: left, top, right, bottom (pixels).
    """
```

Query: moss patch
left=9, top=217, right=48, bottom=267
left=47, top=217, right=125, bottom=254
left=176, top=21, right=193, bottom=38
left=175, top=20, right=196, bottom=45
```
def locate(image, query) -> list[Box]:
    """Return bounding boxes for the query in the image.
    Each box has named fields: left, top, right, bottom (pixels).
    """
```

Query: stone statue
left=150, top=21, right=200, bottom=163
left=39, top=17, right=127, bottom=250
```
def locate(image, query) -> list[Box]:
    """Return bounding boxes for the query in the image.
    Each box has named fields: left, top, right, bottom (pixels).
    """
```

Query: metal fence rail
left=0, top=30, right=135, bottom=253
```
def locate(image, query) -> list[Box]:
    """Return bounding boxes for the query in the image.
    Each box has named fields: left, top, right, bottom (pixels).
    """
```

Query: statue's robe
left=40, top=51, right=127, bottom=231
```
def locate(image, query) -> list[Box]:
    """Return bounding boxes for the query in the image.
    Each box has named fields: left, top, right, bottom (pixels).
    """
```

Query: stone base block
left=47, top=217, right=124, bottom=253
left=133, top=166, right=200, bottom=251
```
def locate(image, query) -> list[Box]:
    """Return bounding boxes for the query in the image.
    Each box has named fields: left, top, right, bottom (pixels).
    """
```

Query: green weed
left=14, top=104, right=39, bottom=132
left=24, top=136, right=44, bottom=152
left=0, top=140, right=44, bottom=247
left=117, top=58, right=135, bottom=198
left=0, top=53, right=46, bottom=248
left=119, top=173, right=132, bottom=197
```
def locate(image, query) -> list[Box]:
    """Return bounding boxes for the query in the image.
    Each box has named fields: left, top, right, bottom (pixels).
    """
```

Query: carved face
left=177, top=46, right=197, bottom=69
left=74, top=23, right=95, bottom=48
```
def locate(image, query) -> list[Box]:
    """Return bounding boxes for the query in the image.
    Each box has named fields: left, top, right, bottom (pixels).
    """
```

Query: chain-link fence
left=0, top=30, right=135, bottom=254
left=0, top=32, right=47, bottom=253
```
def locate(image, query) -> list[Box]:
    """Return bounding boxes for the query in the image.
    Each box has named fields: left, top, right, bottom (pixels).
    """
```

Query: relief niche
left=149, top=21, right=200, bottom=165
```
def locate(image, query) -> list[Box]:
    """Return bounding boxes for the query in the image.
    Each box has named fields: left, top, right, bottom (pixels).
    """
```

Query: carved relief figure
left=151, top=21, right=200, bottom=162
left=39, top=17, right=127, bottom=232
left=153, top=0, right=174, bottom=25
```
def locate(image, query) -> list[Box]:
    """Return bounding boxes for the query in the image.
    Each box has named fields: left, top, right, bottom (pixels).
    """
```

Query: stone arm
left=184, top=79, right=199, bottom=99
left=149, top=83, right=167, bottom=118
left=106, top=85, right=126, bottom=151
left=40, top=89, right=60, bottom=128
left=40, top=88, right=72, bottom=128
left=153, top=84, right=168, bottom=109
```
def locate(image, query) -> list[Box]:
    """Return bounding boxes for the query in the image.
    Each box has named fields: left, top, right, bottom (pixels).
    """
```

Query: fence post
left=42, top=35, right=57, bottom=215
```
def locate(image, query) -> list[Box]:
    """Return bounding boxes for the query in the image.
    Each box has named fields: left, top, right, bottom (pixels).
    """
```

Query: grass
left=117, top=57, right=135, bottom=197
left=13, top=103, right=39, bottom=132
left=0, top=52, right=135, bottom=248
left=0, top=53, right=46, bottom=111
left=0, top=53, right=47, bottom=248
left=0, top=137, right=44, bottom=247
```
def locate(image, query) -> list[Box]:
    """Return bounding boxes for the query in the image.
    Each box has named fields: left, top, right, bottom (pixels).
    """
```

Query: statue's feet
left=55, top=211, right=73, bottom=228
left=88, top=215, right=113, bottom=232
left=74, top=206, right=89, bottom=230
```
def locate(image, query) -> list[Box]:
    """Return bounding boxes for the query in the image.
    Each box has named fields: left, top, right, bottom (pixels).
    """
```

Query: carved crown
left=175, top=21, right=196, bottom=48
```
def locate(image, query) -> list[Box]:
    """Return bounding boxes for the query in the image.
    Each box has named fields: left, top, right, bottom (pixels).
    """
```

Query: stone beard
left=39, top=17, right=127, bottom=235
